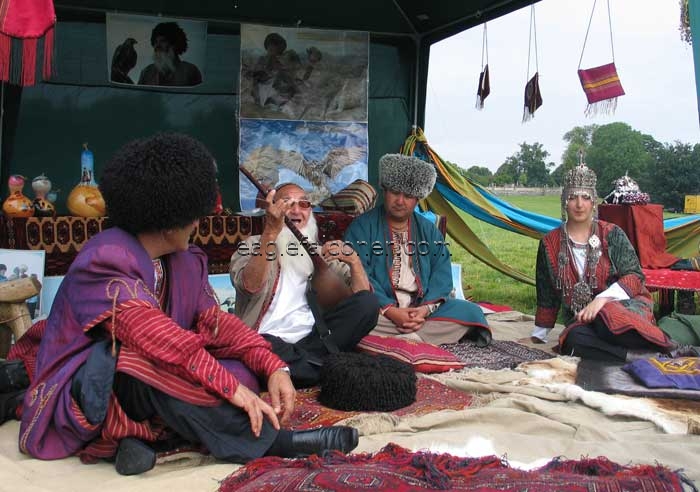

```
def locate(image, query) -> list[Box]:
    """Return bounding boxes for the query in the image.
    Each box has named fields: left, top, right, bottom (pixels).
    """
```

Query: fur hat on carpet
left=379, top=154, right=436, bottom=199
left=319, top=352, right=416, bottom=412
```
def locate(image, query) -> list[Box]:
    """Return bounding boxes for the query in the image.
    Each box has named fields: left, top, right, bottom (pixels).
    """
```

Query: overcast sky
left=424, top=0, right=698, bottom=172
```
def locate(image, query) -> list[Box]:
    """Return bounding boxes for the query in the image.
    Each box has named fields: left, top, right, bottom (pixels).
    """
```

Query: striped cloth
left=578, top=62, right=625, bottom=113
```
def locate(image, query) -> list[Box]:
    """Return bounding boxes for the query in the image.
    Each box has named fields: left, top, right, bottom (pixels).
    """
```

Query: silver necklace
left=564, top=222, right=601, bottom=313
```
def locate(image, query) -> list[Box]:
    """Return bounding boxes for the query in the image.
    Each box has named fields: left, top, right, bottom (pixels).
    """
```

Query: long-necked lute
left=239, top=167, right=353, bottom=310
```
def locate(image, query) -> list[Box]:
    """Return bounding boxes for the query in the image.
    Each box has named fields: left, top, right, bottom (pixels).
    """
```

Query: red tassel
left=21, top=37, right=37, bottom=86
left=0, top=32, right=9, bottom=81
left=42, top=26, right=54, bottom=80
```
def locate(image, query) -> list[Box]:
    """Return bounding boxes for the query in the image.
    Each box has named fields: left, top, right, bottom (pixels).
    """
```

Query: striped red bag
left=578, top=62, right=625, bottom=115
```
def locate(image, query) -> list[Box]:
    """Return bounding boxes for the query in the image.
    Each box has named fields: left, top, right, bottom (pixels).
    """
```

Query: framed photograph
left=208, top=273, right=236, bottom=313
left=106, top=13, right=207, bottom=88
left=0, top=249, right=46, bottom=320
left=39, top=276, right=65, bottom=319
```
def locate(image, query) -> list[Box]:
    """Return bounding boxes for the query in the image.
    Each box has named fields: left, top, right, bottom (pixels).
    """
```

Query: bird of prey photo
left=241, top=145, right=366, bottom=203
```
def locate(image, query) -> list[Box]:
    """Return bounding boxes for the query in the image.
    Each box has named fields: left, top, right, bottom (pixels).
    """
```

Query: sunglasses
left=280, top=198, right=313, bottom=209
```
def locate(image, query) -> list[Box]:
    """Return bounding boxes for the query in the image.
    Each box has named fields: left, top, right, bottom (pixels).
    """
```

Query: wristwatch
left=277, top=366, right=291, bottom=374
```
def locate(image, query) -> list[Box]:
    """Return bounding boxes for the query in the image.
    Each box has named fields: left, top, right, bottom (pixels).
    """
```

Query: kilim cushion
left=356, top=334, right=465, bottom=373
left=319, top=179, right=376, bottom=216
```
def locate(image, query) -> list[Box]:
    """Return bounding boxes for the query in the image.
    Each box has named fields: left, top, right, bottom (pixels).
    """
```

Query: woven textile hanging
left=522, top=5, right=541, bottom=122
left=0, top=0, right=56, bottom=86
left=475, top=23, right=490, bottom=110
left=577, top=0, right=625, bottom=116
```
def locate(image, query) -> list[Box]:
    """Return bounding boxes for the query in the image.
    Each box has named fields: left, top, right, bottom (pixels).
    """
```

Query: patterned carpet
left=262, top=378, right=473, bottom=431
left=441, top=340, right=554, bottom=370
left=219, top=443, right=692, bottom=492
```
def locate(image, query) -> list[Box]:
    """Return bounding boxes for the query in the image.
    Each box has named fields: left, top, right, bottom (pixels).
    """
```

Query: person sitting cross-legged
left=530, top=158, right=685, bottom=361
left=229, top=182, right=379, bottom=388
left=0, top=133, right=358, bottom=476
left=344, top=154, right=491, bottom=347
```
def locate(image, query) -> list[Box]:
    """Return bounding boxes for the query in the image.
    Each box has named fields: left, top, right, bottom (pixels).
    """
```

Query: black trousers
left=561, top=318, right=663, bottom=362
left=112, top=373, right=277, bottom=463
left=264, top=290, right=379, bottom=388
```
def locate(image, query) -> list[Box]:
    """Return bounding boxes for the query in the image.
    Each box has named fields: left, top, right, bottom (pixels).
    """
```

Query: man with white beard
left=229, top=183, right=378, bottom=387
left=138, top=22, right=202, bottom=87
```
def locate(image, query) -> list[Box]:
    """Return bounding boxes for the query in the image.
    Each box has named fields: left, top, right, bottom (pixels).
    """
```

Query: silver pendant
left=571, top=281, right=592, bottom=313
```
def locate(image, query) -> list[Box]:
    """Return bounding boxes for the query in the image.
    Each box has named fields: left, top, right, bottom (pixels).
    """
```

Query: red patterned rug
left=219, top=443, right=693, bottom=492
left=262, top=378, right=472, bottom=430
left=643, top=268, right=700, bottom=291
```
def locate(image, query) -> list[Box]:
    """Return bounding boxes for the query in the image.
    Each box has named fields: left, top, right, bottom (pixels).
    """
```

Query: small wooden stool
left=0, top=277, right=41, bottom=358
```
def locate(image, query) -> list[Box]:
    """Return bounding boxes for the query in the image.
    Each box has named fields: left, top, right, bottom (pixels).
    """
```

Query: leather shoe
left=288, top=426, right=359, bottom=458
left=0, top=360, right=29, bottom=393
left=115, top=438, right=156, bottom=475
left=0, top=389, right=25, bottom=425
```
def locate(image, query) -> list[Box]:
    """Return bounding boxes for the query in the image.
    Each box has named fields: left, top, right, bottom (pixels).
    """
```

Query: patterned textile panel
left=0, top=215, right=266, bottom=276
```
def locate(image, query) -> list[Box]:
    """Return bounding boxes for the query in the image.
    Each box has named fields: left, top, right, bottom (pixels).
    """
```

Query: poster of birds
left=239, top=120, right=368, bottom=210
left=239, top=24, right=369, bottom=210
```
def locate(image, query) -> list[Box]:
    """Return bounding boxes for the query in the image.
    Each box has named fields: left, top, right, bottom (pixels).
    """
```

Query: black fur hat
left=319, top=352, right=416, bottom=412
left=100, top=133, right=217, bottom=235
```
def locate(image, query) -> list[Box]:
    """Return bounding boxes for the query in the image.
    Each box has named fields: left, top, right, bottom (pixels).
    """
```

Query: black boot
left=115, top=438, right=156, bottom=475
left=0, top=360, right=29, bottom=393
left=289, top=426, right=359, bottom=458
left=0, top=389, right=25, bottom=425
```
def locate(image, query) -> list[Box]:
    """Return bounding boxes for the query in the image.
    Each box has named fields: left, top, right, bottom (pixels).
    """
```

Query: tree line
left=454, top=122, right=700, bottom=211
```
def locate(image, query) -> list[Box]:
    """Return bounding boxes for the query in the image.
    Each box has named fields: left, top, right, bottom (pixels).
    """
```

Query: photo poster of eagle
left=106, top=13, right=207, bottom=88
left=239, top=24, right=369, bottom=211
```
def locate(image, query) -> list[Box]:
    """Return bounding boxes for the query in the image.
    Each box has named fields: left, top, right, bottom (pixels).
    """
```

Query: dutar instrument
left=239, top=167, right=353, bottom=310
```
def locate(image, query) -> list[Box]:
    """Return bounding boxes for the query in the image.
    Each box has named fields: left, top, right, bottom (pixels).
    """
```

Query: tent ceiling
left=54, top=0, right=539, bottom=43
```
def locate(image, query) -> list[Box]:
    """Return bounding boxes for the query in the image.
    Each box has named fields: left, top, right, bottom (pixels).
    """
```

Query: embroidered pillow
left=356, top=335, right=465, bottom=373
left=320, top=179, right=377, bottom=216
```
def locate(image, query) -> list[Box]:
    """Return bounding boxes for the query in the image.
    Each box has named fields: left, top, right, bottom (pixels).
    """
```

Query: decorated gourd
left=2, top=174, right=34, bottom=218
left=67, top=143, right=106, bottom=217
left=32, top=173, right=56, bottom=217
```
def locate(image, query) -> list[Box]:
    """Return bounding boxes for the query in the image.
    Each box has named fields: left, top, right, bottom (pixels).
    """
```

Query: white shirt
left=258, top=268, right=315, bottom=343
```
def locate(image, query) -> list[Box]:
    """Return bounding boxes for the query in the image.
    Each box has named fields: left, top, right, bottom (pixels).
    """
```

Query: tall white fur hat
left=379, top=154, right=436, bottom=199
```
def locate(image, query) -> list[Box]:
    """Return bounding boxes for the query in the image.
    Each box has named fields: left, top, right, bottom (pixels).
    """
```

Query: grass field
left=447, top=194, right=559, bottom=316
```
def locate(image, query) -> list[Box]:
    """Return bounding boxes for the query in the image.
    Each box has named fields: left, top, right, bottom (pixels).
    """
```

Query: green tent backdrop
left=0, top=0, right=541, bottom=215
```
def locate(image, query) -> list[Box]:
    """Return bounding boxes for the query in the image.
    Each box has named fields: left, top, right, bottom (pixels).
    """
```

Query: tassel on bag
left=522, top=72, right=542, bottom=122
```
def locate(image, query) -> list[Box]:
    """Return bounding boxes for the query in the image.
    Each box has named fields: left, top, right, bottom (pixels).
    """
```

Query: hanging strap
left=525, top=4, right=539, bottom=80
left=481, top=23, right=489, bottom=69
left=578, top=0, right=616, bottom=69
left=306, top=286, right=340, bottom=354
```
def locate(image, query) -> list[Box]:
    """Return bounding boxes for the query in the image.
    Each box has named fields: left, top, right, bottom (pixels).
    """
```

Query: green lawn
left=447, top=194, right=558, bottom=316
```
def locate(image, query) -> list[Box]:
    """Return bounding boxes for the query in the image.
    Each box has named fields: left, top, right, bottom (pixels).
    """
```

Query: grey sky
left=425, top=0, right=698, bottom=173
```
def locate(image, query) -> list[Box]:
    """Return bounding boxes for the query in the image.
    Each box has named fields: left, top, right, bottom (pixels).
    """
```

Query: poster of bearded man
left=106, top=13, right=206, bottom=88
